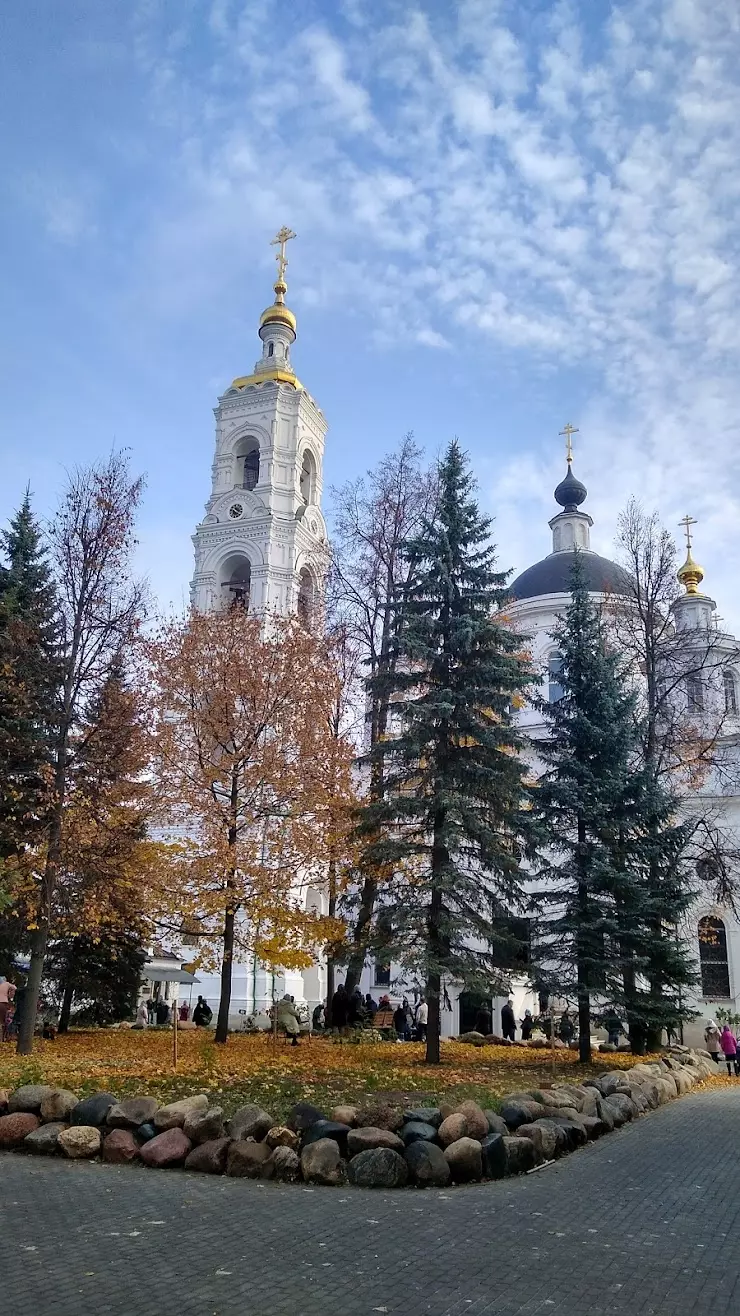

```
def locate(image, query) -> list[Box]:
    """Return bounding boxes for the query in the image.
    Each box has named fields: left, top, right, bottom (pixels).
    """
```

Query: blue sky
left=2, top=0, right=740, bottom=625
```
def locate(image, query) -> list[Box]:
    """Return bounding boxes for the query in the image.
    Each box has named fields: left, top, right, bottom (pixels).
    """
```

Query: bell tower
left=191, top=229, right=329, bottom=617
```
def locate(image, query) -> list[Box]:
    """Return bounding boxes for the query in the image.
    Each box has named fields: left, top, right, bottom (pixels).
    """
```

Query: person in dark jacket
left=364, top=994, right=377, bottom=1019
left=501, top=999, right=516, bottom=1041
left=330, top=983, right=349, bottom=1030
left=348, top=987, right=365, bottom=1026
left=192, top=995, right=213, bottom=1027
left=475, top=1003, right=492, bottom=1036
left=393, top=1002, right=408, bottom=1040
left=559, top=1010, right=575, bottom=1044
left=520, top=1009, right=534, bottom=1041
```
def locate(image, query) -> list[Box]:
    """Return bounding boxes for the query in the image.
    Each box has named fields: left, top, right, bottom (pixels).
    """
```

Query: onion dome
left=554, top=464, right=587, bottom=510
left=677, top=549, right=705, bottom=596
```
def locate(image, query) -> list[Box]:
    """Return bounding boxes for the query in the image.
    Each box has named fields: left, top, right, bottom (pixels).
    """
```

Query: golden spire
left=559, top=422, right=579, bottom=465
left=677, top=514, right=705, bottom=595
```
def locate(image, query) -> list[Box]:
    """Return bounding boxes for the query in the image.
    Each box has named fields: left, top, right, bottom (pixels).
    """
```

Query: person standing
left=192, top=995, right=213, bottom=1027
left=416, top=996, right=428, bottom=1042
left=704, top=1019, right=723, bottom=1064
left=559, top=1010, right=575, bottom=1045
left=520, top=1009, right=534, bottom=1041
left=277, top=994, right=301, bottom=1046
left=134, top=1000, right=149, bottom=1028
left=0, top=979, right=16, bottom=1042
left=501, top=998, right=516, bottom=1042
left=720, top=1024, right=737, bottom=1076
left=330, top=983, right=349, bottom=1031
left=475, top=1002, right=492, bottom=1036
left=393, top=1001, right=408, bottom=1041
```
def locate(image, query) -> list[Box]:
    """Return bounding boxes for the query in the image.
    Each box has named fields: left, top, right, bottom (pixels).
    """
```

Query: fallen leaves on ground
left=0, top=1031, right=726, bottom=1120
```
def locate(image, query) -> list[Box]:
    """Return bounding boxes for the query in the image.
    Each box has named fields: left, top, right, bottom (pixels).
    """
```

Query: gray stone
left=604, top=1093, right=638, bottom=1126
left=403, top=1107, right=442, bottom=1129
left=271, top=1146, right=302, bottom=1182
left=301, top=1137, right=343, bottom=1185
left=401, top=1120, right=438, bottom=1147
left=457, top=1030, right=487, bottom=1046
left=348, top=1147, right=408, bottom=1188
left=404, top=1141, right=451, bottom=1187
left=517, top=1122, right=559, bottom=1161
left=154, top=1094, right=209, bottom=1131
left=228, top=1103, right=274, bottom=1142
left=531, top=1120, right=570, bottom=1156
left=265, top=1125, right=300, bottom=1150
left=480, top=1132, right=508, bottom=1179
left=137, top=1122, right=157, bottom=1142
left=594, top=1096, right=616, bottom=1131
left=500, top=1099, right=545, bottom=1130
left=347, top=1126, right=404, bottom=1156
left=597, top=1071, right=631, bottom=1097
left=444, top=1136, right=483, bottom=1183
left=484, top=1111, right=509, bottom=1138
left=58, top=1126, right=102, bottom=1159
left=287, top=1101, right=327, bottom=1133
left=185, top=1138, right=230, bottom=1174
left=183, top=1106, right=225, bottom=1145
left=226, top=1140, right=273, bottom=1178
left=503, top=1136, right=537, bottom=1175
left=25, top=1121, right=66, bottom=1154
left=140, top=1127, right=192, bottom=1167
left=302, top=1120, right=351, bottom=1156
left=8, top=1084, right=54, bottom=1115
left=40, top=1089, right=78, bottom=1123
left=107, top=1097, right=160, bottom=1130
left=71, top=1093, right=116, bottom=1127
left=579, top=1115, right=608, bottom=1139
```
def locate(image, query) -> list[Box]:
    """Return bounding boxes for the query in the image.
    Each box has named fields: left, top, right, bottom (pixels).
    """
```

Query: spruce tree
left=358, top=440, right=535, bottom=1063
left=531, top=552, right=641, bottom=1061
left=0, top=492, right=58, bottom=870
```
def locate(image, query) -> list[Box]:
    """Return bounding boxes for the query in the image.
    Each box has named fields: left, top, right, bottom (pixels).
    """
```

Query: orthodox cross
left=270, top=226, right=297, bottom=284
left=559, top=422, right=579, bottom=464
left=679, top=514, right=697, bottom=553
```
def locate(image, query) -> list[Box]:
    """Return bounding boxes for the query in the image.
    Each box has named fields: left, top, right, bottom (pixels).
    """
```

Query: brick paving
left=1, top=1088, right=739, bottom=1316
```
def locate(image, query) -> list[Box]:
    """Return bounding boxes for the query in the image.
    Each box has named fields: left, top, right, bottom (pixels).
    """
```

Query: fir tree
left=531, top=552, right=640, bottom=1061
left=531, top=553, right=698, bottom=1059
left=358, top=441, right=535, bottom=1063
left=0, top=492, right=58, bottom=869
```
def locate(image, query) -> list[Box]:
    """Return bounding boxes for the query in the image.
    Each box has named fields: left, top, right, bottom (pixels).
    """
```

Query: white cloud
left=113, top=0, right=740, bottom=626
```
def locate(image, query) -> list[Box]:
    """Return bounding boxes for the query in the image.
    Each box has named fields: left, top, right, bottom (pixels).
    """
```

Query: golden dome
left=259, top=302, right=297, bottom=332
left=677, top=550, right=705, bottom=595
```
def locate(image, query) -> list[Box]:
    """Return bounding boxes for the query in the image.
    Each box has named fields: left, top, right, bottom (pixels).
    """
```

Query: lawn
left=1, top=1029, right=718, bottom=1121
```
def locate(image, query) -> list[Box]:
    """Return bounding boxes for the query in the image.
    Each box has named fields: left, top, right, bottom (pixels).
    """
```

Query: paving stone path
left=1, top=1087, right=739, bottom=1316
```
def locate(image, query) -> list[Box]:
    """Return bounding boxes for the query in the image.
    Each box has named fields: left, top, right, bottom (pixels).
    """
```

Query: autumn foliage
left=148, top=606, right=356, bottom=1041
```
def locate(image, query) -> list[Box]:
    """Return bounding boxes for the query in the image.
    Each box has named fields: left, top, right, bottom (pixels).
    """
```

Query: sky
left=1, top=0, right=739, bottom=626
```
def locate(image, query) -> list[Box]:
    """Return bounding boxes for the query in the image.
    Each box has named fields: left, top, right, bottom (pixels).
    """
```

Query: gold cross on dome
left=559, top=422, right=579, bottom=464
left=679, top=514, right=697, bottom=552
left=270, top=226, right=297, bottom=284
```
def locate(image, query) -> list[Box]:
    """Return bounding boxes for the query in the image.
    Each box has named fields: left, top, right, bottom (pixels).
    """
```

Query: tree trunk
left=576, top=818, right=591, bottom=1064
left=58, top=975, right=75, bottom=1035
left=17, top=925, right=47, bottom=1055
left=17, top=793, right=64, bottom=1055
left=425, top=813, right=446, bottom=1065
left=344, top=872, right=377, bottom=996
left=215, top=904, right=235, bottom=1045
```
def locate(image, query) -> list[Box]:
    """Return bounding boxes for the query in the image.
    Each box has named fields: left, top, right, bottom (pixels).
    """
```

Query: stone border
left=0, top=1047, right=716, bottom=1189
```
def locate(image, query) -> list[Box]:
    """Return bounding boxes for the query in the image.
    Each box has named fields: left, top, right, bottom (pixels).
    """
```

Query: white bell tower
left=191, top=227, right=329, bottom=618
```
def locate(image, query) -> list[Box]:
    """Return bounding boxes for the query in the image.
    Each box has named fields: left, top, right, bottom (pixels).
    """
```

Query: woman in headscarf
left=704, top=1019, right=722, bottom=1064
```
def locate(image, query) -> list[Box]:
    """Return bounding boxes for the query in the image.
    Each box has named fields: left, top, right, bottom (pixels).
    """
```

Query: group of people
left=311, top=984, right=429, bottom=1040
left=133, top=994, right=214, bottom=1029
left=704, top=1020, right=740, bottom=1075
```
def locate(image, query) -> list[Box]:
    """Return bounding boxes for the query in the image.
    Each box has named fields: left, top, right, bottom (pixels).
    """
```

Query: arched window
left=268, top=342, right=274, bottom=357
left=220, top=556, right=251, bottom=611
left=243, top=449, right=259, bottom=490
left=548, top=652, right=564, bottom=703
left=698, top=916, right=731, bottom=999
left=299, top=450, right=317, bottom=506
left=686, top=674, right=704, bottom=713
left=297, top=567, right=315, bottom=622
left=724, top=670, right=737, bottom=715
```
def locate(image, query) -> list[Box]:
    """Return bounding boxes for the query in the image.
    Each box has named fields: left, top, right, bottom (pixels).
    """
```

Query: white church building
left=173, top=235, right=740, bottom=1045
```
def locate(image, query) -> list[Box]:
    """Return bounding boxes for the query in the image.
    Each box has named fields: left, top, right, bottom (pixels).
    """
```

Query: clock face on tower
left=229, top=503, right=243, bottom=519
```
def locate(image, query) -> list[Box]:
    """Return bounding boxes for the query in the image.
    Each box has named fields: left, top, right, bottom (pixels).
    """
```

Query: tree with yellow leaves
left=148, top=606, right=355, bottom=1043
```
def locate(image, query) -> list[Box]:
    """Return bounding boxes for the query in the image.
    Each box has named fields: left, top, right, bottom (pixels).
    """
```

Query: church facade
left=183, top=238, right=740, bottom=1044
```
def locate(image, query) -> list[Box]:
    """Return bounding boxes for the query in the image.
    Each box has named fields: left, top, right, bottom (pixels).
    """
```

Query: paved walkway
left=1, top=1088, right=739, bottom=1316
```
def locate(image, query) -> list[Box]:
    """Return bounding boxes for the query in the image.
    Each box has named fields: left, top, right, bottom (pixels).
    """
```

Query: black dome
left=509, top=550, right=631, bottom=601
left=554, top=465, right=587, bottom=508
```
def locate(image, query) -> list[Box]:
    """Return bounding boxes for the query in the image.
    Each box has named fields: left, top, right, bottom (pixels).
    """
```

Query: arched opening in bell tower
left=299, top=449, right=317, bottom=505
left=219, top=554, right=251, bottom=611
left=233, top=437, right=260, bottom=491
left=297, top=567, right=316, bottom=622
